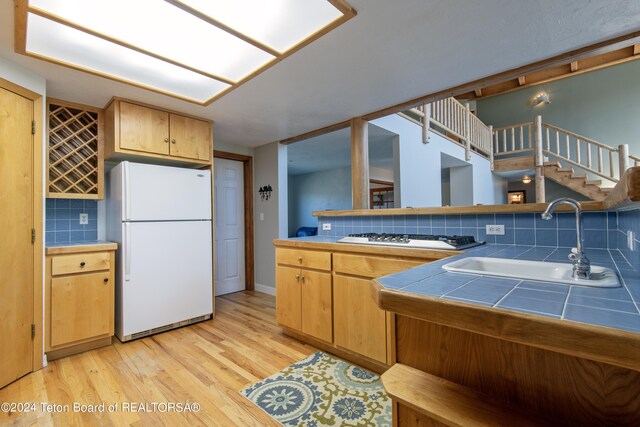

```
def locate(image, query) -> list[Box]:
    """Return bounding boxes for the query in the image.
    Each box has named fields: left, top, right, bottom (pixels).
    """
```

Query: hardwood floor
left=0, top=291, right=318, bottom=426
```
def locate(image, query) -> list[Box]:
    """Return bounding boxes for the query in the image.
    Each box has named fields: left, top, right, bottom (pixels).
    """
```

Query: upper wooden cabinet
left=104, top=98, right=212, bottom=165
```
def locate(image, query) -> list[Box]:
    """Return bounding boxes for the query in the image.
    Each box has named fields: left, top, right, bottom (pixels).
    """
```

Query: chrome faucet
left=541, top=198, right=591, bottom=280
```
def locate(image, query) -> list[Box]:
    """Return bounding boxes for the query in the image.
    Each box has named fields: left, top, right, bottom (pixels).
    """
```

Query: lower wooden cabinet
left=333, top=275, right=387, bottom=363
left=45, top=244, right=117, bottom=359
left=276, top=265, right=332, bottom=342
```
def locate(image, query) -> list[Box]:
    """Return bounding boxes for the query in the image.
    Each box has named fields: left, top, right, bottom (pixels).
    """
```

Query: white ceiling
left=287, top=123, right=395, bottom=175
left=2, top=1, right=639, bottom=148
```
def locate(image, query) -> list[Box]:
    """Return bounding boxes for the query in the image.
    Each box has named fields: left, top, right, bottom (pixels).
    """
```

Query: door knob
left=297, top=257, right=302, bottom=263
left=80, top=261, right=86, bottom=267
left=164, top=137, right=169, bottom=143
left=103, top=278, right=109, bottom=283
left=171, top=139, right=176, bottom=144
left=295, top=274, right=300, bottom=281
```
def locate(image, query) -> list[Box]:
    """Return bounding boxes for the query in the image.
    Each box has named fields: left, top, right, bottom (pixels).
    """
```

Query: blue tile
left=517, top=280, right=570, bottom=294
left=583, top=212, right=607, bottom=230
left=564, top=304, right=640, bottom=333
left=446, top=227, right=461, bottom=236
left=382, top=216, right=393, bottom=227
left=513, top=213, right=534, bottom=229
left=607, top=212, right=618, bottom=230
left=495, top=213, right=514, bottom=229
left=497, top=294, right=564, bottom=316
left=535, top=214, right=557, bottom=229
left=445, top=277, right=517, bottom=305
left=85, top=200, right=98, bottom=209
left=417, top=215, right=430, bottom=228
left=461, top=228, right=477, bottom=239
left=445, top=214, right=461, bottom=228
left=432, top=216, right=445, bottom=228
left=442, top=296, right=493, bottom=307
left=85, top=230, right=98, bottom=240
left=45, top=219, right=55, bottom=232
left=460, top=214, right=477, bottom=228
left=508, top=287, right=567, bottom=302
left=608, top=231, right=617, bottom=249
left=567, top=294, right=638, bottom=313
left=55, top=220, right=70, bottom=231
left=70, top=231, right=85, bottom=241
left=558, top=229, right=576, bottom=248
left=406, top=215, right=418, bottom=228
left=46, top=208, right=55, bottom=219
left=70, top=199, right=85, bottom=209
left=584, top=230, right=607, bottom=249
left=404, top=272, right=475, bottom=297
left=477, top=229, right=495, bottom=244
left=432, top=227, right=446, bottom=235
left=56, top=209, right=71, bottom=219
left=45, top=199, right=56, bottom=209
left=54, top=231, right=70, bottom=243
left=393, top=215, right=405, bottom=230
left=556, top=212, right=577, bottom=230
left=55, top=199, right=69, bottom=209
left=569, top=285, right=633, bottom=301
left=405, top=226, right=418, bottom=235
left=477, top=214, right=495, bottom=227
left=514, top=228, right=535, bottom=245
left=45, top=231, right=55, bottom=244
left=495, top=228, right=514, bottom=245
left=536, top=229, right=557, bottom=247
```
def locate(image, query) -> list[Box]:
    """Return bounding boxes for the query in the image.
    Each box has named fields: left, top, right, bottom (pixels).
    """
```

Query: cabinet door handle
left=80, top=261, right=86, bottom=267
left=295, top=274, right=300, bottom=281
left=103, top=278, right=109, bottom=283
left=164, top=137, right=169, bottom=143
left=297, top=256, right=302, bottom=263
left=171, top=139, right=176, bottom=144
left=300, top=275, right=305, bottom=283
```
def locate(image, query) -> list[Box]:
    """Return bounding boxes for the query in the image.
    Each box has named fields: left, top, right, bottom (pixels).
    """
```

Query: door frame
left=213, top=151, right=255, bottom=291
left=0, top=77, right=44, bottom=371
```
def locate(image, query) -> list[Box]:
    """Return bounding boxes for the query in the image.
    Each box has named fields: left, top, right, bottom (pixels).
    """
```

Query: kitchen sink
left=442, top=257, right=621, bottom=288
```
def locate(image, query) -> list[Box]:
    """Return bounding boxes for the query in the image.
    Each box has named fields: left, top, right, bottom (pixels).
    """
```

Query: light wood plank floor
left=0, top=291, right=318, bottom=426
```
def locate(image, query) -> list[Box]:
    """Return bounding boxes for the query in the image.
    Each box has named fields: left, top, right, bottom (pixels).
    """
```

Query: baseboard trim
left=254, top=283, right=276, bottom=296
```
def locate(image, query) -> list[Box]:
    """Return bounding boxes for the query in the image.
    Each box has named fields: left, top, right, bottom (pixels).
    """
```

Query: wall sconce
left=531, top=92, right=550, bottom=107
left=259, top=185, right=272, bottom=201
left=522, top=176, right=532, bottom=184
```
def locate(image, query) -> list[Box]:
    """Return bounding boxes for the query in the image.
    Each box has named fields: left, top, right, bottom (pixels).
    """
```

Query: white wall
left=372, top=114, right=506, bottom=207
left=253, top=142, right=287, bottom=294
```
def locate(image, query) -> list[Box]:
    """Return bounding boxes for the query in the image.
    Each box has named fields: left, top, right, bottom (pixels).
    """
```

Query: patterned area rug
left=241, top=352, right=392, bottom=426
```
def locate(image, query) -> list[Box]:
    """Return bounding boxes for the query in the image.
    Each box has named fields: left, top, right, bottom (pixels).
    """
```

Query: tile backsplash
left=45, top=199, right=98, bottom=244
left=317, top=211, right=617, bottom=250
left=617, top=208, right=640, bottom=269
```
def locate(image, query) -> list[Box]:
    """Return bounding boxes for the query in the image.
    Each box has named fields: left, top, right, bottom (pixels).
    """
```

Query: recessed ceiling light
left=16, top=0, right=355, bottom=105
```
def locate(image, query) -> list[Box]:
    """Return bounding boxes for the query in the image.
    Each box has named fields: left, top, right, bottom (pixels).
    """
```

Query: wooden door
left=169, top=114, right=211, bottom=161
left=119, top=101, right=169, bottom=155
left=50, top=272, right=112, bottom=347
left=275, top=266, right=301, bottom=331
left=214, top=158, right=245, bottom=296
left=301, top=270, right=332, bottom=342
left=334, top=275, right=387, bottom=363
left=0, top=87, right=34, bottom=388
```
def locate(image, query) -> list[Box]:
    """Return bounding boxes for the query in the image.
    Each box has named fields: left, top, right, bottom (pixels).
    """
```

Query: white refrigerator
left=106, top=161, right=213, bottom=342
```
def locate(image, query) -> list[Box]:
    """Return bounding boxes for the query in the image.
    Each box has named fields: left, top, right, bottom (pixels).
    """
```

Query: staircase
left=543, top=161, right=613, bottom=201
left=398, top=100, right=640, bottom=202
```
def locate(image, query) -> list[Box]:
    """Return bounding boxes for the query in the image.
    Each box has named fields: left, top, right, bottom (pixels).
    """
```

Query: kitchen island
left=373, top=244, right=640, bottom=426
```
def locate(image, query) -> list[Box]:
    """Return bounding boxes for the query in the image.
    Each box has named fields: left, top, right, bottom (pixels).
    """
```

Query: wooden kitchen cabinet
left=276, top=248, right=333, bottom=343
left=45, top=243, right=117, bottom=359
left=104, top=98, right=212, bottom=165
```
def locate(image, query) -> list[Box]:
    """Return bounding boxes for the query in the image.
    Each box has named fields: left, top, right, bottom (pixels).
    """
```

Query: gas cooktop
left=336, top=233, right=484, bottom=250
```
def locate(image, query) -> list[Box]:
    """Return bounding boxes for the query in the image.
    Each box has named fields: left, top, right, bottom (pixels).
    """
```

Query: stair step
left=600, top=187, right=614, bottom=193
left=585, top=180, right=603, bottom=186
left=543, top=161, right=561, bottom=167
left=557, top=168, right=574, bottom=173
left=570, top=174, right=587, bottom=180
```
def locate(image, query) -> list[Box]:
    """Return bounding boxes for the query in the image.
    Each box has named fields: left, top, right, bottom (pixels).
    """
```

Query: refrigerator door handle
left=124, top=222, right=131, bottom=282
left=123, top=161, right=131, bottom=221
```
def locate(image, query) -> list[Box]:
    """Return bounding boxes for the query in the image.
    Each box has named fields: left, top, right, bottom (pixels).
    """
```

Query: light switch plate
left=79, top=213, right=89, bottom=225
left=259, top=213, right=264, bottom=221
left=322, top=223, right=331, bottom=231
left=486, top=224, right=505, bottom=235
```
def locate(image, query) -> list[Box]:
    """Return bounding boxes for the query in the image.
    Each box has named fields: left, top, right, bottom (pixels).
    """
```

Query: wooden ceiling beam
left=634, top=44, right=640, bottom=55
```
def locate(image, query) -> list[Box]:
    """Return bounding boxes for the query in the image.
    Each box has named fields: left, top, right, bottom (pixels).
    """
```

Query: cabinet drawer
left=276, top=248, right=331, bottom=271
left=333, top=253, right=424, bottom=278
left=51, top=252, right=111, bottom=276
left=50, top=271, right=113, bottom=347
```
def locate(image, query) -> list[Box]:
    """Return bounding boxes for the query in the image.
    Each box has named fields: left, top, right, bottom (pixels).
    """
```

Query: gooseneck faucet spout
left=541, top=198, right=591, bottom=280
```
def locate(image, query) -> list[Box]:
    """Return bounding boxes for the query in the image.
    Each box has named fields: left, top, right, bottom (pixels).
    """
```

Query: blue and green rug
left=241, top=352, right=392, bottom=426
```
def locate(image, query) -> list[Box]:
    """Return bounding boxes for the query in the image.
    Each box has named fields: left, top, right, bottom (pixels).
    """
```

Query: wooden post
left=488, top=125, right=494, bottom=171
left=464, top=103, right=471, bottom=160
left=534, top=115, right=545, bottom=203
left=351, top=117, right=370, bottom=209
left=422, top=104, right=431, bottom=144
left=619, top=144, right=630, bottom=179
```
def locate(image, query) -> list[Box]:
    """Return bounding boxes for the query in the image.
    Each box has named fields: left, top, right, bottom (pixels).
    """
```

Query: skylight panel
left=26, top=13, right=230, bottom=103
left=17, top=0, right=354, bottom=104
left=29, top=0, right=275, bottom=82
left=176, top=0, right=344, bottom=53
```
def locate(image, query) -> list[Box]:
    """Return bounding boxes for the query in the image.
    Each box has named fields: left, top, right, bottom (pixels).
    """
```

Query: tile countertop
left=377, top=244, right=640, bottom=334
left=45, top=240, right=114, bottom=248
